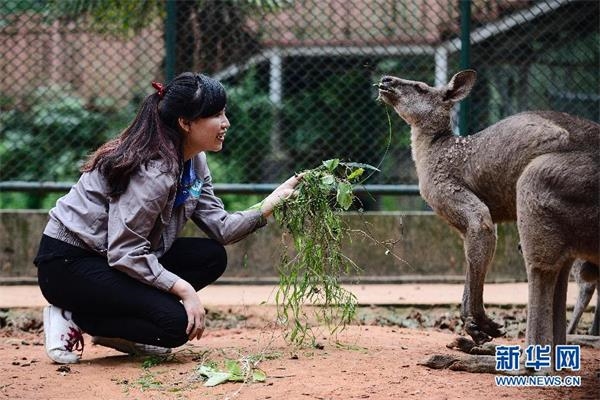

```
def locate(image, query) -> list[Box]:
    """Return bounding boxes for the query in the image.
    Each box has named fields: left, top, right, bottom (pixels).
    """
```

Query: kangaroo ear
left=443, top=69, right=477, bottom=102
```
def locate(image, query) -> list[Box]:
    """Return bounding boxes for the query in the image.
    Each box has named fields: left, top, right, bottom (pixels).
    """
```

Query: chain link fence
left=1, top=0, right=598, bottom=209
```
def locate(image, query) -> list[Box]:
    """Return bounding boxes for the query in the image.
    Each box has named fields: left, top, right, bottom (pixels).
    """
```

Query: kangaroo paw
left=447, top=336, right=478, bottom=353
left=479, top=317, right=505, bottom=339
left=446, top=336, right=497, bottom=355
left=464, top=319, right=493, bottom=345
left=465, top=315, right=505, bottom=345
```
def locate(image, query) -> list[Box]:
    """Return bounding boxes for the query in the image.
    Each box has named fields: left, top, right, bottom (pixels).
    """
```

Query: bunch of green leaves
left=197, top=359, right=266, bottom=387
left=273, top=159, right=378, bottom=346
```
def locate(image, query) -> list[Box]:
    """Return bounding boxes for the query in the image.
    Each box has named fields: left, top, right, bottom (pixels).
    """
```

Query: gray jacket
left=43, top=152, right=266, bottom=291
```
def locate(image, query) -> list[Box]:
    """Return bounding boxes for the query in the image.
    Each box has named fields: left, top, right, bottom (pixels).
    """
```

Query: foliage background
left=1, top=0, right=598, bottom=209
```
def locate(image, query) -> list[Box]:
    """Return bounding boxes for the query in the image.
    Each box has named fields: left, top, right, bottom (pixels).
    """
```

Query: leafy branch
left=273, top=159, right=378, bottom=347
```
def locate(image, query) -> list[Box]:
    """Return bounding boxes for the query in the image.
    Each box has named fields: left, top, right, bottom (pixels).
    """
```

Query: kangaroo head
left=377, top=70, right=477, bottom=133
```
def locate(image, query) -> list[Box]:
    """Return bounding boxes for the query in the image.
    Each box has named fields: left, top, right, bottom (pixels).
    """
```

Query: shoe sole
left=92, top=336, right=171, bottom=356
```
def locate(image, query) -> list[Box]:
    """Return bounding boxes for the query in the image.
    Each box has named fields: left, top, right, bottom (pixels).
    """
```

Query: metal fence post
left=165, top=0, right=177, bottom=81
left=459, top=0, right=472, bottom=136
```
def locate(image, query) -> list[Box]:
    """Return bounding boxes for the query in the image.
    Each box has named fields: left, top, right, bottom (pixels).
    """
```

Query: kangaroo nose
left=381, top=76, right=394, bottom=84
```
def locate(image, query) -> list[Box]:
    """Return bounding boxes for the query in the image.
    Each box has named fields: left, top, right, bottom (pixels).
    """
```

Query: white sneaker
left=91, top=336, right=171, bottom=356
left=43, top=305, right=84, bottom=364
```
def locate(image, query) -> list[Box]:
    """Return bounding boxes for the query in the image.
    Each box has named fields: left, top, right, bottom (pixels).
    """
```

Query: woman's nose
left=222, top=115, right=231, bottom=128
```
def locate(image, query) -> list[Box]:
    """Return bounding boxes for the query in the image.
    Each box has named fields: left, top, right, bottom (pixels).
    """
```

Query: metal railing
left=0, top=181, right=420, bottom=196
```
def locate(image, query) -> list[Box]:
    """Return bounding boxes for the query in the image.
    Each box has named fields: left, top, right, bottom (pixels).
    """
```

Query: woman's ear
left=178, top=117, right=190, bottom=133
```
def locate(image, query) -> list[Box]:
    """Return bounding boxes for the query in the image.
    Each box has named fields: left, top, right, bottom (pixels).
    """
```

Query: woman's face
left=180, top=109, right=230, bottom=160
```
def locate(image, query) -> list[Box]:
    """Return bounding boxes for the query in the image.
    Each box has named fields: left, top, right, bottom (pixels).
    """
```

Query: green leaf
left=225, top=359, right=244, bottom=379
left=322, top=159, right=339, bottom=171
left=320, top=174, right=335, bottom=186
left=198, top=365, right=232, bottom=387
left=336, top=182, right=353, bottom=210
left=252, top=369, right=267, bottom=382
left=346, top=167, right=364, bottom=181
left=204, top=372, right=232, bottom=387
left=198, top=365, right=216, bottom=376
left=339, top=161, right=380, bottom=172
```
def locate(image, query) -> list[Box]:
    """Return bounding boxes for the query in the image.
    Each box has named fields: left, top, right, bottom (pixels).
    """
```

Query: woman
left=34, top=72, right=300, bottom=364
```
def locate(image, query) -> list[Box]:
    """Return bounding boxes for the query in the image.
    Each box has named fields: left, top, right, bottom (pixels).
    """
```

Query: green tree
left=45, top=0, right=291, bottom=74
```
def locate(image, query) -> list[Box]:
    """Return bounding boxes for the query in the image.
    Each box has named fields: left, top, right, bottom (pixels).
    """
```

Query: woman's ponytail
left=82, top=92, right=180, bottom=197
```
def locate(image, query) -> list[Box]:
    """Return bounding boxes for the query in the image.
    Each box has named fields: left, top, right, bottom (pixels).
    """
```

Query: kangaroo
left=377, top=70, right=599, bottom=349
left=568, top=260, right=599, bottom=336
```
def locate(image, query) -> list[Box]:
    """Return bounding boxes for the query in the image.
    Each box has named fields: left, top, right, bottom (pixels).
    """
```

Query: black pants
left=35, top=235, right=227, bottom=348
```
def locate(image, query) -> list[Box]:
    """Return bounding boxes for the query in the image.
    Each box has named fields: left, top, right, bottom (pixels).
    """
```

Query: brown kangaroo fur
left=568, top=260, right=599, bottom=336
left=377, top=70, right=599, bottom=349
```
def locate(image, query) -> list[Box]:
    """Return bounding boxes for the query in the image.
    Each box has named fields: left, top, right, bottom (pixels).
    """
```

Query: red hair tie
left=151, top=81, right=165, bottom=98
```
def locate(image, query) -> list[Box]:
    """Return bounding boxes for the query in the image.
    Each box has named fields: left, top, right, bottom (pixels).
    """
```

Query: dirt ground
left=1, top=305, right=598, bottom=400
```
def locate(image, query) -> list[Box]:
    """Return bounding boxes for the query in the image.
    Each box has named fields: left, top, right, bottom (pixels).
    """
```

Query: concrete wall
left=0, top=210, right=526, bottom=283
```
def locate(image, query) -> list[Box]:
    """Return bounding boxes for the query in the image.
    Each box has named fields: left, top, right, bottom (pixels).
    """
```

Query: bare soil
left=1, top=305, right=598, bottom=400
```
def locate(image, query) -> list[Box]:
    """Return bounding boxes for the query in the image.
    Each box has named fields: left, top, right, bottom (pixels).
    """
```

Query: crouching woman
left=34, top=72, right=300, bottom=363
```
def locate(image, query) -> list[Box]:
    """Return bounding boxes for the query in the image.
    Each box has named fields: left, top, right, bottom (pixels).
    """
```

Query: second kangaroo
left=377, top=70, right=599, bottom=349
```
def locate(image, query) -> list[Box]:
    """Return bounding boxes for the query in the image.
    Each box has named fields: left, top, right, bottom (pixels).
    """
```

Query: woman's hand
left=260, top=174, right=303, bottom=217
left=170, top=279, right=205, bottom=341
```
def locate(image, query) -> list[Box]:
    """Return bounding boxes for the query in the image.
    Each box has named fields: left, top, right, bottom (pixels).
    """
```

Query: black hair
left=158, top=73, right=227, bottom=127
left=82, top=72, right=227, bottom=197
